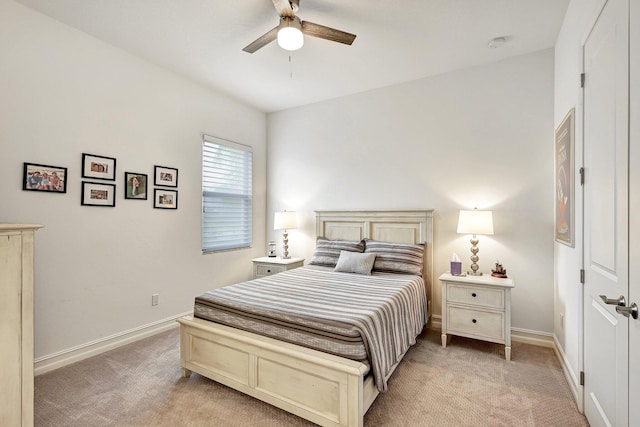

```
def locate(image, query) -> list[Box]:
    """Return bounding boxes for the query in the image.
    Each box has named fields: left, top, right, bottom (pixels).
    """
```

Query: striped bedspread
left=194, top=265, right=428, bottom=392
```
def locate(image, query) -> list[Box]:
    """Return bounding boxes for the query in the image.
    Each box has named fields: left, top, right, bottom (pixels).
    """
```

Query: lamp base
left=468, top=235, right=482, bottom=276
left=281, top=230, right=290, bottom=259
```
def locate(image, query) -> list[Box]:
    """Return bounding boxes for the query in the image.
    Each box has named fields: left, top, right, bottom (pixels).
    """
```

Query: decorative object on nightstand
left=439, top=272, right=515, bottom=360
left=274, top=211, right=297, bottom=259
left=491, top=260, right=508, bottom=278
left=252, top=257, right=304, bottom=279
left=267, top=241, right=277, bottom=258
left=450, top=253, right=462, bottom=276
left=457, top=208, right=494, bottom=276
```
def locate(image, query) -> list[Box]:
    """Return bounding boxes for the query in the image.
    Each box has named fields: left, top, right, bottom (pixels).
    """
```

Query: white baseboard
left=553, top=334, right=584, bottom=413
left=429, top=314, right=442, bottom=330
left=511, top=327, right=555, bottom=347
left=34, top=311, right=192, bottom=376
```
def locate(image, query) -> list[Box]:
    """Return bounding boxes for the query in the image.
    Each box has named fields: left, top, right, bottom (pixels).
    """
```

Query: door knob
left=600, top=295, right=626, bottom=306
left=616, top=303, right=638, bottom=319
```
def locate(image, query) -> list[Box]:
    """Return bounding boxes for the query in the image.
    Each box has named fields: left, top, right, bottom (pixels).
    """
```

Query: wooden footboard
left=178, top=316, right=377, bottom=427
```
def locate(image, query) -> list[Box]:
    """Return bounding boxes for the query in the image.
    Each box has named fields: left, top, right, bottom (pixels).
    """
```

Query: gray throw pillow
left=334, top=251, right=377, bottom=275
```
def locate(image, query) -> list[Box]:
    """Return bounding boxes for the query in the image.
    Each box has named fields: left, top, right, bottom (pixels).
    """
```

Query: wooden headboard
left=315, top=209, right=434, bottom=313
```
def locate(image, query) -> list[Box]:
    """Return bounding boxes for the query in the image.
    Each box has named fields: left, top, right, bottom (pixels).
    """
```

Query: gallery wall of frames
left=22, top=153, right=179, bottom=210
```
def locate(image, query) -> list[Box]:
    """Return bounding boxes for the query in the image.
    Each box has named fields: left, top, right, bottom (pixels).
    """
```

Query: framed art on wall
left=81, top=182, right=116, bottom=207
left=82, top=153, right=116, bottom=181
left=555, top=108, right=575, bottom=247
left=154, top=189, right=178, bottom=209
left=124, top=172, right=148, bottom=200
left=23, top=162, right=67, bottom=193
left=154, top=165, right=178, bottom=187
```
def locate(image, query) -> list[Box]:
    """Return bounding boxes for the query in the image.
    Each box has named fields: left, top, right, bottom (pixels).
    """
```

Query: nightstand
left=439, top=272, right=515, bottom=360
left=252, top=257, right=305, bottom=279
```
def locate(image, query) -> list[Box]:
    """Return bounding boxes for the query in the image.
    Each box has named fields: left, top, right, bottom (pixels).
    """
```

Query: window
left=202, top=135, right=253, bottom=253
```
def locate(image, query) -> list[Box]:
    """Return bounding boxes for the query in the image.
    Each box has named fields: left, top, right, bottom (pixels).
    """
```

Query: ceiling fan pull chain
left=289, top=53, right=293, bottom=79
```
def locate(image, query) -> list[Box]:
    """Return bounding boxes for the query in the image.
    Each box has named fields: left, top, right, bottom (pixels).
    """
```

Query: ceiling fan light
left=488, top=36, right=507, bottom=49
left=277, top=17, right=304, bottom=51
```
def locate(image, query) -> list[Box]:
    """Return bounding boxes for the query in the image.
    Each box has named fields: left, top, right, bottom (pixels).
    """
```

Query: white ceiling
left=15, top=0, right=569, bottom=113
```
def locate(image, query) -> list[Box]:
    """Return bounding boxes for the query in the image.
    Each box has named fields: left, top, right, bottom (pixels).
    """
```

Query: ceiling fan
left=243, top=0, right=357, bottom=53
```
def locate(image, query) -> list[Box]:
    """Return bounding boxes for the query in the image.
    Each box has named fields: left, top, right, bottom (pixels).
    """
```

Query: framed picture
left=124, top=172, right=148, bottom=200
left=555, top=108, right=575, bottom=247
left=154, top=189, right=178, bottom=209
left=23, top=162, right=67, bottom=193
left=82, top=153, right=116, bottom=181
left=81, top=182, right=116, bottom=207
left=154, top=165, right=178, bottom=187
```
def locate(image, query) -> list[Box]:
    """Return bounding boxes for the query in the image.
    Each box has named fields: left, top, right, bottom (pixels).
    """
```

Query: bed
left=178, top=209, right=434, bottom=427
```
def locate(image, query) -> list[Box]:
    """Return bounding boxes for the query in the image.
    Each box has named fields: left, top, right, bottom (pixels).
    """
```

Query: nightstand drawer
left=252, top=257, right=305, bottom=279
left=446, top=306, right=505, bottom=341
left=447, top=284, right=504, bottom=309
left=256, top=264, right=285, bottom=276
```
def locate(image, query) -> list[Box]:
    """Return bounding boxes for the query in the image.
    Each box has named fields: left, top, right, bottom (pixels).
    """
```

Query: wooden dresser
left=1, top=224, right=42, bottom=427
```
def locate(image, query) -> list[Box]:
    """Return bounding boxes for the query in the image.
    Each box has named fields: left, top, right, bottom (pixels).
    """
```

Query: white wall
left=553, top=0, right=605, bottom=402
left=0, top=2, right=267, bottom=360
left=267, top=49, right=555, bottom=333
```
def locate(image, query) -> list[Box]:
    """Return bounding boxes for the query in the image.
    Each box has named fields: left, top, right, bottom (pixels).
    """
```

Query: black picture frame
left=81, top=182, right=116, bottom=207
left=124, top=172, right=148, bottom=200
left=23, top=162, right=68, bottom=193
left=154, top=189, right=178, bottom=209
left=82, top=153, right=116, bottom=181
left=154, top=165, right=178, bottom=187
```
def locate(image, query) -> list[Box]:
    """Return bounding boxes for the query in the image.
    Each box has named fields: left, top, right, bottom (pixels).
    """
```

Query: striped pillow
left=309, top=238, right=365, bottom=267
left=364, top=238, right=425, bottom=276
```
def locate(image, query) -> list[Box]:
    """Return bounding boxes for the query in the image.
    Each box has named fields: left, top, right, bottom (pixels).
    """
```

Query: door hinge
left=580, top=371, right=585, bottom=386
left=580, top=269, right=585, bottom=284
left=579, top=167, right=585, bottom=185
left=580, top=73, right=585, bottom=88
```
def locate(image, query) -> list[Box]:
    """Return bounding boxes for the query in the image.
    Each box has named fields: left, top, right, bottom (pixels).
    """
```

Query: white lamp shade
left=277, top=17, right=304, bottom=51
left=274, top=211, right=298, bottom=230
left=457, top=210, right=494, bottom=235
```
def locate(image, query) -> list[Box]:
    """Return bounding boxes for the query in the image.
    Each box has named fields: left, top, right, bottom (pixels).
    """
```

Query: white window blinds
left=202, top=135, right=253, bottom=253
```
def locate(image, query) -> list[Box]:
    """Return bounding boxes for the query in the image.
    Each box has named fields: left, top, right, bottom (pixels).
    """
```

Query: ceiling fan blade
left=242, top=26, right=279, bottom=53
left=272, top=0, right=295, bottom=18
left=301, top=21, right=356, bottom=45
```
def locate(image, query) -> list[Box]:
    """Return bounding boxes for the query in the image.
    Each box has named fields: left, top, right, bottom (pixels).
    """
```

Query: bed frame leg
left=181, top=367, right=192, bottom=378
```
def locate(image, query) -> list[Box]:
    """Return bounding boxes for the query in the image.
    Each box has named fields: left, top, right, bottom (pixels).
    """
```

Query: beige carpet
left=35, top=327, right=589, bottom=426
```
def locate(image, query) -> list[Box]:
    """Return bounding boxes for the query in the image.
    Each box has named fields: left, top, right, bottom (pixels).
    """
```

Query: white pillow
left=334, top=251, right=376, bottom=275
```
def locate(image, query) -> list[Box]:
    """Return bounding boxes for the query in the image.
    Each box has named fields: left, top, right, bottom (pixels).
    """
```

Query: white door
left=583, top=0, right=630, bottom=425
left=629, top=0, right=640, bottom=423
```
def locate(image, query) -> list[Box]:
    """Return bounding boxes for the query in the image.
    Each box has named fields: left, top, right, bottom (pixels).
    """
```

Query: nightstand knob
left=267, top=269, right=271, bottom=273
left=472, top=319, right=477, bottom=323
left=472, top=293, right=477, bottom=297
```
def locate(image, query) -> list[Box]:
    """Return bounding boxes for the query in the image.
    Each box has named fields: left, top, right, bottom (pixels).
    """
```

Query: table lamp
left=274, top=211, right=297, bottom=259
left=457, top=209, right=494, bottom=276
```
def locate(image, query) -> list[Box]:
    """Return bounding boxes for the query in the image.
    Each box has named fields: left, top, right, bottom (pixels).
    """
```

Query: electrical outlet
left=152, top=294, right=159, bottom=306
